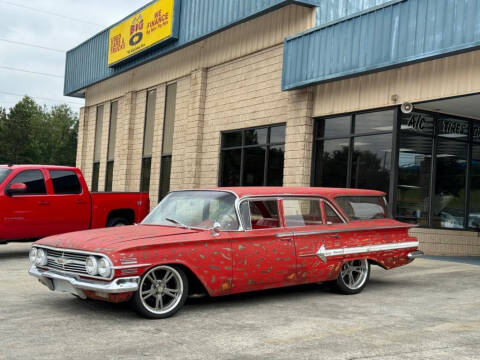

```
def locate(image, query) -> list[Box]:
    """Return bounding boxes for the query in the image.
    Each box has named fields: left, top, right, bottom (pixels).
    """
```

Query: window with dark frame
left=220, top=124, right=286, bottom=187
left=92, top=105, right=104, bottom=192
left=313, top=110, right=395, bottom=195
left=105, top=101, right=118, bottom=192
left=159, top=83, right=177, bottom=201
left=140, top=89, right=157, bottom=193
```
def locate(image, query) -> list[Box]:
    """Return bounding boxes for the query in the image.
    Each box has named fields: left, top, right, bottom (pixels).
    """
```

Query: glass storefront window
left=469, top=144, right=480, bottom=229
left=354, top=110, right=394, bottom=134
left=432, top=139, right=467, bottom=229
left=351, top=134, right=392, bottom=193
left=220, top=124, right=286, bottom=187
left=314, top=139, right=349, bottom=188
left=316, top=116, right=351, bottom=138
left=395, top=133, right=432, bottom=226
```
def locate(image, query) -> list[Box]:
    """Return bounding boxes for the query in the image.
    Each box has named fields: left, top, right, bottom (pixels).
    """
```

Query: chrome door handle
left=279, top=238, right=293, bottom=242
left=327, top=234, right=340, bottom=239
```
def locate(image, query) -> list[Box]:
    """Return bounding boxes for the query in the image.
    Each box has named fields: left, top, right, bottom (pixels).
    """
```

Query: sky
left=0, top=0, right=150, bottom=114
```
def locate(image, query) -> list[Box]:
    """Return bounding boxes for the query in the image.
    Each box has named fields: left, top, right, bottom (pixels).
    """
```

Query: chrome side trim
left=300, top=241, right=419, bottom=263
left=29, top=266, right=139, bottom=294
left=292, top=224, right=414, bottom=237
left=113, top=263, right=152, bottom=270
left=275, top=232, right=294, bottom=238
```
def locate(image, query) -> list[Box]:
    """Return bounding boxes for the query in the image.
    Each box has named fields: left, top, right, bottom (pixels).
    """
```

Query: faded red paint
left=34, top=187, right=419, bottom=301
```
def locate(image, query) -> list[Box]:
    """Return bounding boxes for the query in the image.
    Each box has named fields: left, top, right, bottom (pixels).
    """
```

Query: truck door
left=45, top=169, right=91, bottom=235
left=2, top=169, right=51, bottom=240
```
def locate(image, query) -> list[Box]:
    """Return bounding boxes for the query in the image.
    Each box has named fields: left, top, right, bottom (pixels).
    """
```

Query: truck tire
left=106, top=217, right=129, bottom=227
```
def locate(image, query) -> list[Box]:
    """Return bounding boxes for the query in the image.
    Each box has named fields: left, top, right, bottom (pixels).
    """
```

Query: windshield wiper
left=165, top=217, right=191, bottom=230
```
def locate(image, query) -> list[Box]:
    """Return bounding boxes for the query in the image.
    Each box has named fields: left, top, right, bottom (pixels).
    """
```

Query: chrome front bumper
left=29, top=266, right=140, bottom=295
left=407, top=250, right=424, bottom=260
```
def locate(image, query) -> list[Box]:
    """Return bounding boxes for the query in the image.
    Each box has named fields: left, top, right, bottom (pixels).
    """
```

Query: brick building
left=66, top=0, right=480, bottom=256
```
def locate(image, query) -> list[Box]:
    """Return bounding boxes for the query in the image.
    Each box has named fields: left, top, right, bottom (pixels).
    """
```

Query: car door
left=2, top=169, right=51, bottom=240
left=231, top=198, right=297, bottom=292
left=284, top=198, right=347, bottom=283
left=45, top=169, right=91, bottom=235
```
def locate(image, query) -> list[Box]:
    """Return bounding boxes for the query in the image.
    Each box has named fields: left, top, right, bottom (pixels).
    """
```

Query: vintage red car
left=29, top=187, right=423, bottom=319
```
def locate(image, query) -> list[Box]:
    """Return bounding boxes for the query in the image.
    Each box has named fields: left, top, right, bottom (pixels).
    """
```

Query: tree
left=0, top=96, right=78, bottom=166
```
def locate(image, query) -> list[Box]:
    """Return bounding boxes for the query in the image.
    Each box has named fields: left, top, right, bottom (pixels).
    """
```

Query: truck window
left=0, top=169, right=11, bottom=185
left=8, top=170, right=46, bottom=195
left=50, top=170, right=82, bottom=194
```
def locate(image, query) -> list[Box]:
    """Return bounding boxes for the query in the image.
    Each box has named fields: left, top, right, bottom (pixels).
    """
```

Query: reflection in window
left=395, top=133, right=432, bottom=226
left=470, top=144, right=480, bottom=229
left=283, top=199, right=322, bottom=227
left=313, top=110, right=394, bottom=192
left=220, top=125, right=285, bottom=186
left=432, top=139, right=467, bottom=229
left=351, top=134, right=391, bottom=193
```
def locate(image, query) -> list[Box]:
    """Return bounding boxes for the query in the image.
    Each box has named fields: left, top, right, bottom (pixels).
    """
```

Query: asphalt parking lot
left=0, top=242, right=479, bottom=360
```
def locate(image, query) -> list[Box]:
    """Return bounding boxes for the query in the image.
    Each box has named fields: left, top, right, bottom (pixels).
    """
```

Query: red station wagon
left=28, top=187, right=423, bottom=319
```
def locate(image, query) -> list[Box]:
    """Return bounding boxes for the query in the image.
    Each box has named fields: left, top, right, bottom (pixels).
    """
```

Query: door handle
left=76, top=199, right=87, bottom=205
left=279, top=238, right=294, bottom=242
left=38, top=201, right=49, bottom=206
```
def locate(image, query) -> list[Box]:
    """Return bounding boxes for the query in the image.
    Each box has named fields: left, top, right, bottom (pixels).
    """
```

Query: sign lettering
left=108, top=0, right=178, bottom=66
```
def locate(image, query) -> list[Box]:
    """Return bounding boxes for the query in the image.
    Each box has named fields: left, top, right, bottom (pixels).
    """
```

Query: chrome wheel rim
left=140, top=266, right=183, bottom=315
left=340, top=259, right=368, bottom=290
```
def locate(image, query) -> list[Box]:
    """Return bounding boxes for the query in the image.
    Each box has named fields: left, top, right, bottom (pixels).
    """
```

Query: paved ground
left=0, top=242, right=479, bottom=360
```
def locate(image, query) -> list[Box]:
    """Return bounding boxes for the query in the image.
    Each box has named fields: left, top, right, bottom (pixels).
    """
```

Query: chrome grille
left=44, top=249, right=88, bottom=275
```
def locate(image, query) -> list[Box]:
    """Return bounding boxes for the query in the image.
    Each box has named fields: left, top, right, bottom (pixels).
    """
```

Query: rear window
left=0, top=169, right=11, bottom=185
left=335, top=196, right=387, bottom=220
left=50, top=170, right=82, bottom=194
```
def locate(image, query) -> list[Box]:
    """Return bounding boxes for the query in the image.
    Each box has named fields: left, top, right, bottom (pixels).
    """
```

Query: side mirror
left=5, top=183, right=27, bottom=196
left=210, top=222, right=222, bottom=237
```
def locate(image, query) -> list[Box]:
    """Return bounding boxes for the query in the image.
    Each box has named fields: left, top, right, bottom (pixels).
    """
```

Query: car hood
left=35, top=225, right=200, bottom=253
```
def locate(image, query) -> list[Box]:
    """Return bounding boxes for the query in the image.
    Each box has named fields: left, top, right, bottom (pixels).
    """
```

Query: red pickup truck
left=0, top=165, right=150, bottom=243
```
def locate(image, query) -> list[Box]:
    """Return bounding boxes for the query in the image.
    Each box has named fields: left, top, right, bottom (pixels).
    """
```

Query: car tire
left=331, top=259, right=370, bottom=295
left=132, top=265, right=189, bottom=319
left=106, top=217, right=129, bottom=227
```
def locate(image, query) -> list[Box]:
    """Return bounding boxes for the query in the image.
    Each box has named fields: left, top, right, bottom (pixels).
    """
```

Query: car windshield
left=0, top=169, right=11, bottom=185
left=335, top=196, right=387, bottom=220
left=142, top=191, right=240, bottom=231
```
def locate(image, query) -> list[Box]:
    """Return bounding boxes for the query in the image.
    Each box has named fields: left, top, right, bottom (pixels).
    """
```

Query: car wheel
left=106, top=217, right=129, bottom=227
left=332, top=259, right=370, bottom=295
left=132, top=265, right=188, bottom=319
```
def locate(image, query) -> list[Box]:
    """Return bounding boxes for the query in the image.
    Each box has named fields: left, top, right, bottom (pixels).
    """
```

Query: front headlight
left=97, top=258, right=112, bottom=278
left=35, top=248, right=48, bottom=266
left=29, top=248, right=37, bottom=265
left=85, top=256, right=98, bottom=276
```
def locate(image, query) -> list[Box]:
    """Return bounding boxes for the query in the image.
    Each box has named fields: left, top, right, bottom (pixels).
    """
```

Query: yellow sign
left=108, top=0, right=177, bottom=66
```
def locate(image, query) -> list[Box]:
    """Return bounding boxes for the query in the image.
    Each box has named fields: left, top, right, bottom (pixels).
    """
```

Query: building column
left=113, top=91, right=136, bottom=192
left=283, top=88, right=314, bottom=187
left=183, top=68, right=207, bottom=189
left=98, top=104, right=110, bottom=192
left=149, top=84, right=166, bottom=208
left=76, top=107, right=86, bottom=171
left=82, top=106, right=97, bottom=188
left=127, top=90, right=147, bottom=192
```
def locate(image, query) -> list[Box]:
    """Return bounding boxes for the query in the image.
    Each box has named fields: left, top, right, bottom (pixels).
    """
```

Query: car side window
left=49, top=170, right=82, bottom=194
left=283, top=199, right=323, bottom=227
left=8, top=170, right=46, bottom=195
left=242, top=200, right=280, bottom=230
left=324, top=202, right=344, bottom=224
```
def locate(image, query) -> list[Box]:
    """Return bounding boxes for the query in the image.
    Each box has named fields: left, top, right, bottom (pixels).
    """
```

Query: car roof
left=0, top=165, right=77, bottom=171
left=213, top=187, right=386, bottom=199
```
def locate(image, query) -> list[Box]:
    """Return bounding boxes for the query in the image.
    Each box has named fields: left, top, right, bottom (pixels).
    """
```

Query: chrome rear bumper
left=29, top=266, right=139, bottom=294
left=407, top=250, right=424, bottom=260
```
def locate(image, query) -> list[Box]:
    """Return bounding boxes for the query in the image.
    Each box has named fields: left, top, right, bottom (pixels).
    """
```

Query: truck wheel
left=106, top=217, right=129, bottom=227
left=132, top=265, right=188, bottom=319
left=331, top=259, right=370, bottom=295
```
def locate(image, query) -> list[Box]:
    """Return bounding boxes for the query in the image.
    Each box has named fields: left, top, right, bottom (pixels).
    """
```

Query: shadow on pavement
left=424, top=256, right=480, bottom=266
